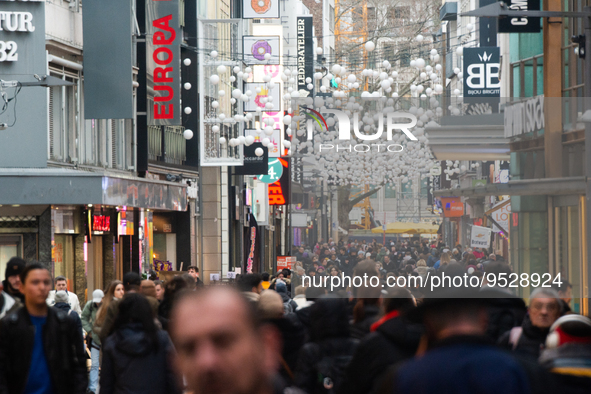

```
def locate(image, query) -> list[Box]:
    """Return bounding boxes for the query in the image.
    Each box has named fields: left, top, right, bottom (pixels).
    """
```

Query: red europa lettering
left=152, top=14, right=176, bottom=119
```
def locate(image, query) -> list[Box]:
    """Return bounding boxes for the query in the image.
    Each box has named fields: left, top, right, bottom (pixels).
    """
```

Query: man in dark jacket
left=375, top=288, right=541, bottom=394
left=339, top=289, right=422, bottom=394
left=0, top=262, right=87, bottom=394
left=2, top=256, right=25, bottom=303
left=52, top=290, right=83, bottom=336
left=498, top=288, right=562, bottom=359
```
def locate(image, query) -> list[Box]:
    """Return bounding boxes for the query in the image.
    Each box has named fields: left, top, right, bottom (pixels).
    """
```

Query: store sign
left=258, top=158, right=283, bottom=184
left=93, top=215, right=111, bottom=232
left=243, top=0, right=280, bottom=19
left=296, top=16, right=313, bottom=94
left=498, top=0, right=541, bottom=33
left=277, top=256, right=295, bottom=271
left=491, top=201, right=511, bottom=233
left=504, top=95, right=544, bottom=138
left=146, top=0, right=181, bottom=125
left=268, top=159, right=290, bottom=205
left=243, top=35, right=280, bottom=65
left=246, top=214, right=258, bottom=273
left=463, top=47, right=500, bottom=98
left=470, top=225, right=492, bottom=248
left=441, top=197, right=464, bottom=217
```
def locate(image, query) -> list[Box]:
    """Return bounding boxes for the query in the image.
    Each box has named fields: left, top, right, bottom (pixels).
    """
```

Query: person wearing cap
left=539, top=314, right=591, bottom=391
left=2, top=256, right=25, bottom=302
left=46, top=275, right=82, bottom=315
left=81, top=289, right=104, bottom=394
left=375, top=286, right=537, bottom=394
left=52, top=290, right=83, bottom=336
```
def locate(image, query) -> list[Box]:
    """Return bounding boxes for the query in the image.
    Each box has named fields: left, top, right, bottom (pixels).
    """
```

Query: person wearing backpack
left=293, top=296, right=358, bottom=394
left=81, top=289, right=104, bottom=394
left=276, top=281, right=297, bottom=314
left=53, top=290, right=83, bottom=337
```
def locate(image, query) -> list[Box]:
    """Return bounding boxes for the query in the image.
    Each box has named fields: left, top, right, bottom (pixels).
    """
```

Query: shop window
left=0, top=235, right=22, bottom=279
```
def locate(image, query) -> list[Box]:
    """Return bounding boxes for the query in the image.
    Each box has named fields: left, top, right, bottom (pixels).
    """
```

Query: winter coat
left=267, top=314, right=306, bottom=385
left=498, top=314, right=550, bottom=360
left=276, top=284, right=298, bottom=313
left=349, top=304, right=381, bottom=340
left=338, top=315, right=423, bottom=394
left=81, top=301, right=102, bottom=346
left=293, top=298, right=358, bottom=394
left=480, top=288, right=527, bottom=342
left=540, top=344, right=591, bottom=394
left=0, top=306, right=87, bottom=394
left=47, top=290, right=82, bottom=315
left=375, top=336, right=533, bottom=394
left=53, top=302, right=83, bottom=338
left=100, top=323, right=181, bottom=394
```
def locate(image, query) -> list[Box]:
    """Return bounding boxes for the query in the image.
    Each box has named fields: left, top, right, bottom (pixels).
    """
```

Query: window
left=399, top=49, right=410, bottom=67
left=385, top=183, right=397, bottom=199
left=49, top=73, right=78, bottom=163
left=329, top=5, right=335, bottom=32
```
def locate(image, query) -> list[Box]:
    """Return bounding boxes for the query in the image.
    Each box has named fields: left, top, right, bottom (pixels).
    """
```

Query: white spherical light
left=466, top=23, right=474, bottom=32
left=212, top=125, right=220, bottom=132
left=416, top=34, right=424, bottom=42
left=316, top=47, right=323, bottom=55
left=232, top=89, right=242, bottom=99
left=212, top=101, right=219, bottom=108
left=219, top=136, right=226, bottom=144
left=262, top=138, right=270, bottom=146
left=307, top=83, right=314, bottom=90
left=332, top=64, right=342, bottom=75
left=416, top=58, right=426, bottom=69
left=365, top=41, right=376, bottom=52
left=210, top=50, right=218, bottom=58
left=233, top=66, right=241, bottom=73
left=244, top=67, right=252, bottom=74
left=183, top=82, right=192, bottom=90
left=430, top=49, right=438, bottom=56
left=229, top=76, right=236, bottom=82
left=453, top=89, right=461, bottom=96
left=283, top=115, right=292, bottom=125
left=183, top=58, right=192, bottom=66
left=210, top=74, right=220, bottom=85
left=245, top=135, right=255, bottom=146
left=410, top=60, right=417, bottom=68
left=183, top=129, right=193, bottom=139
left=184, top=107, right=192, bottom=115
left=217, top=65, right=227, bottom=74
left=255, top=147, right=264, bottom=156
left=264, top=53, right=272, bottom=60
left=456, top=46, right=464, bottom=56
left=219, top=90, right=225, bottom=97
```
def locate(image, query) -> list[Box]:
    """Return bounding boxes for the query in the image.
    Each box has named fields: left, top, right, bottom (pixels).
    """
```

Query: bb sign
left=463, top=47, right=500, bottom=98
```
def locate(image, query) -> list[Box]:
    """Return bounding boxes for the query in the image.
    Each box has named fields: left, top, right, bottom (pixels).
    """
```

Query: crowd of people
left=0, top=241, right=590, bottom=394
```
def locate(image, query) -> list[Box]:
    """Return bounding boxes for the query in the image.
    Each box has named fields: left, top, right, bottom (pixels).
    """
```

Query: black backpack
left=310, top=345, right=353, bottom=394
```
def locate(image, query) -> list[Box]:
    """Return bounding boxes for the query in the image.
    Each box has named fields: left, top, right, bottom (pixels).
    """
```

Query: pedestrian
left=553, top=280, right=573, bottom=314
left=169, top=287, right=282, bottom=394
left=350, top=261, right=382, bottom=339
left=2, top=256, right=25, bottom=302
left=292, top=285, right=310, bottom=310
left=93, top=280, right=123, bottom=342
left=100, top=293, right=181, bottom=394
left=140, top=279, right=157, bottom=298
left=539, top=314, right=591, bottom=392
left=158, top=275, right=189, bottom=331
left=293, top=296, right=358, bottom=394
left=52, top=289, right=83, bottom=337
left=258, top=290, right=305, bottom=385
left=0, top=262, right=87, bottom=394
left=276, top=280, right=298, bottom=313
left=46, top=275, right=82, bottom=315
left=237, top=273, right=264, bottom=303
left=261, top=272, right=271, bottom=290
left=187, top=266, right=204, bottom=287
left=499, top=288, right=563, bottom=359
left=81, top=289, right=104, bottom=394
left=339, top=288, right=422, bottom=394
left=375, top=288, right=537, bottom=394
left=154, top=280, right=164, bottom=301
left=0, top=280, right=21, bottom=319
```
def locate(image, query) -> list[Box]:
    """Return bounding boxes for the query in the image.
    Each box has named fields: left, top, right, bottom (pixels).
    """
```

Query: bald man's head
left=140, top=279, right=156, bottom=298
left=169, top=288, right=280, bottom=394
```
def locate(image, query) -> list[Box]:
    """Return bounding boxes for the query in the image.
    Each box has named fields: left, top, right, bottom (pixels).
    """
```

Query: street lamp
left=462, top=2, right=591, bottom=310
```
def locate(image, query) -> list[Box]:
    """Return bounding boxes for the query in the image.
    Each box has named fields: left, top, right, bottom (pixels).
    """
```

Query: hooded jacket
left=100, top=323, right=181, bottom=394
left=276, top=282, right=298, bottom=312
left=338, top=315, right=423, bottom=394
left=0, top=306, right=87, bottom=394
left=53, top=302, right=83, bottom=338
left=294, top=298, right=358, bottom=394
left=0, top=291, right=20, bottom=319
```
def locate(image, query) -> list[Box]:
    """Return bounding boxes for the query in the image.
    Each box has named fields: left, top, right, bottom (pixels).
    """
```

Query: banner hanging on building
left=146, top=0, right=181, bottom=125
left=470, top=225, right=492, bottom=248
left=246, top=213, right=258, bottom=273
left=498, top=0, right=541, bottom=33
left=296, top=15, right=313, bottom=94
left=463, top=47, right=500, bottom=98
left=243, top=36, right=280, bottom=65
left=235, top=143, right=268, bottom=175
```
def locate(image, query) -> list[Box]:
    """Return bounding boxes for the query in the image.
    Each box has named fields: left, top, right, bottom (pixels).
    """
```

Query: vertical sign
left=498, top=0, right=541, bottom=33
left=146, top=0, right=181, bottom=125
left=296, top=16, right=313, bottom=94
left=463, top=47, right=500, bottom=98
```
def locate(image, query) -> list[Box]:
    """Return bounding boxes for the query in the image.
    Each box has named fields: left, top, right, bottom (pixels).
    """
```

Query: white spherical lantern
left=232, top=89, right=242, bottom=99
left=212, top=101, right=219, bottom=108
left=416, top=34, right=424, bottom=42
left=184, top=107, right=192, bottom=115
left=314, top=72, right=323, bottom=80
left=244, top=67, right=252, bottom=74
left=347, top=74, right=356, bottom=83
left=316, top=47, right=323, bottom=55
left=245, top=135, right=255, bottom=146
left=218, top=114, right=226, bottom=121
left=283, top=140, right=291, bottom=149
left=453, top=88, right=460, bottom=96
left=219, top=136, right=226, bottom=144
left=332, top=64, right=342, bottom=75
left=457, top=72, right=463, bottom=79
left=456, top=46, right=463, bottom=56
left=230, top=98, right=236, bottom=104
left=210, top=50, right=218, bottom=58
left=212, top=125, right=220, bottom=132
left=183, top=129, right=193, bottom=139
left=466, top=23, right=474, bottom=32
left=392, top=92, right=399, bottom=98
left=217, top=65, right=227, bottom=74
left=255, top=147, right=264, bottom=156
left=264, top=53, right=272, bottom=61
left=435, top=64, right=442, bottom=71
left=229, top=76, right=236, bottom=82
left=183, top=58, right=192, bottom=66
left=183, top=82, right=192, bottom=90
left=416, top=58, right=426, bottom=69
left=391, top=71, right=398, bottom=78
left=430, top=48, right=438, bottom=56
left=210, top=74, right=220, bottom=85
left=307, top=83, right=314, bottom=90
left=410, top=60, right=417, bottom=68
left=262, top=138, right=270, bottom=146
left=365, top=41, right=376, bottom=52
left=233, top=66, right=241, bottom=73
left=218, top=90, right=225, bottom=97
left=283, top=115, right=292, bottom=125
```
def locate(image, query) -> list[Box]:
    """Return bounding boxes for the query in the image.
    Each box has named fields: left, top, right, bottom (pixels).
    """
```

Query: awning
left=434, top=177, right=586, bottom=198
left=371, top=222, right=439, bottom=234
left=0, top=169, right=187, bottom=211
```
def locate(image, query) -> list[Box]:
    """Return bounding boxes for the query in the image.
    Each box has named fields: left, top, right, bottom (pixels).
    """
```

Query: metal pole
left=584, top=6, right=591, bottom=314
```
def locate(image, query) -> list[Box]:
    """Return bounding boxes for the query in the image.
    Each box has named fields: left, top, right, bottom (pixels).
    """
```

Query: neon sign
left=93, top=215, right=111, bottom=232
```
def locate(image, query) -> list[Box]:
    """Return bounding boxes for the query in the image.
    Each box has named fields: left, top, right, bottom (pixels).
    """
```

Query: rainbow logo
left=302, top=107, right=328, bottom=140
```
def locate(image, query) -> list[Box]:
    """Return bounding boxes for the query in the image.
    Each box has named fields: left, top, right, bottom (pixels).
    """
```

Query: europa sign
left=463, top=47, right=500, bottom=98
left=504, top=95, right=544, bottom=138
left=146, top=0, right=181, bottom=126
